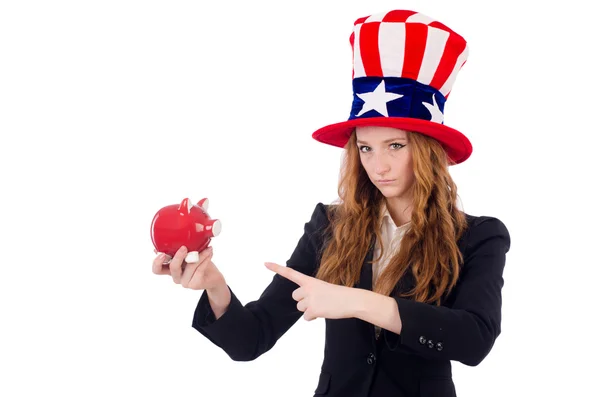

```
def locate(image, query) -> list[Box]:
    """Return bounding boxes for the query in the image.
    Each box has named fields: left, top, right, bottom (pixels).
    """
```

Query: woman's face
left=355, top=126, right=415, bottom=201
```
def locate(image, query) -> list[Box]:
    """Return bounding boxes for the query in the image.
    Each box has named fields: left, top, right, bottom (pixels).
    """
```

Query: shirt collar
left=380, top=203, right=411, bottom=231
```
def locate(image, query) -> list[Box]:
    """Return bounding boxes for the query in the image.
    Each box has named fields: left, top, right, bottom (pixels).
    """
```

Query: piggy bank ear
left=178, top=198, right=193, bottom=214
left=197, top=198, right=209, bottom=211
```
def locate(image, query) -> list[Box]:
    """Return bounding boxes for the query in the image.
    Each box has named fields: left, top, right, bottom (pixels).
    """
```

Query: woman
left=152, top=9, right=510, bottom=397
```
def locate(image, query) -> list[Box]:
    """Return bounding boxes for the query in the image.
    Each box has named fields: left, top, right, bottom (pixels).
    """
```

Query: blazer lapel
left=357, top=235, right=376, bottom=291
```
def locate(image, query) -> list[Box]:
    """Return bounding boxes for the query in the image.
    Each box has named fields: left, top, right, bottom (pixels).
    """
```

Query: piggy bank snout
left=210, top=219, right=221, bottom=237
left=193, top=218, right=221, bottom=238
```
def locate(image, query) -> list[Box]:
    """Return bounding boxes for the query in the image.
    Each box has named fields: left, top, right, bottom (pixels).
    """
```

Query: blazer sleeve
left=190, top=202, right=330, bottom=361
left=382, top=216, right=511, bottom=366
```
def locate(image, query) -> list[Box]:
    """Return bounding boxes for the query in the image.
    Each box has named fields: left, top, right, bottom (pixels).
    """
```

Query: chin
left=378, top=187, right=401, bottom=197
left=379, top=186, right=409, bottom=199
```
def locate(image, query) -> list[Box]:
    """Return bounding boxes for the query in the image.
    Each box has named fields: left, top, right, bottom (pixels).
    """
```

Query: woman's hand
left=264, top=262, right=359, bottom=321
left=152, top=245, right=224, bottom=291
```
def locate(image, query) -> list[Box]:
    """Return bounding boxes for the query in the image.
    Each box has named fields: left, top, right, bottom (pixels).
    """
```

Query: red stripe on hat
left=359, top=22, right=383, bottom=77
left=381, top=10, right=417, bottom=22
left=354, top=16, right=369, bottom=25
left=430, top=36, right=467, bottom=91
left=402, top=23, right=428, bottom=80
left=349, top=31, right=355, bottom=79
left=428, top=21, right=452, bottom=32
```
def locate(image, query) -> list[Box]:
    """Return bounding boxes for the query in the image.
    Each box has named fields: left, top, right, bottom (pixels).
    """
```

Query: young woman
left=152, top=9, right=510, bottom=397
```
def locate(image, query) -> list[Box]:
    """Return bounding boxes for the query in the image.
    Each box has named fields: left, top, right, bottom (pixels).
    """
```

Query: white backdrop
left=1, top=0, right=598, bottom=396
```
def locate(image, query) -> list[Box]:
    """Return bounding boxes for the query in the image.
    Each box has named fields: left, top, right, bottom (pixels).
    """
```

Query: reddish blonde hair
left=315, top=129, right=468, bottom=305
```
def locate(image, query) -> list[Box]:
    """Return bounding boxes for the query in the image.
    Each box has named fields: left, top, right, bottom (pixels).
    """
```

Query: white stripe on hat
left=405, top=12, right=435, bottom=24
left=417, top=27, right=450, bottom=84
left=353, top=25, right=366, bottom=78
left=378, top=22, right=406, bottom=77
left=439, top=45, right=469, bottom=97
left=365, top=12, right=387, bottom=23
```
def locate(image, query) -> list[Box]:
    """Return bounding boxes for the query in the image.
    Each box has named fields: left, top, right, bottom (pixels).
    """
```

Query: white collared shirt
left=372, top=204, right=411, bottom=286
left=372, top=204, right=411, bottom=338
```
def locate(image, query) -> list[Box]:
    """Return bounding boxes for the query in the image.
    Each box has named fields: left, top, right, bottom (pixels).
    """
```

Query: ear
left=197, top=198, right=209, bottom=211
left=178, top=198, right=193, bottom=214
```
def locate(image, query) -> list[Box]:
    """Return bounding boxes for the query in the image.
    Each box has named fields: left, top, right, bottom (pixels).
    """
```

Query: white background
left=1, top=0, right=598, bottom=396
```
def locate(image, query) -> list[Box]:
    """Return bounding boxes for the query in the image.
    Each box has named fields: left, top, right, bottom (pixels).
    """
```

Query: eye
left=358, top=143, right=405, bottom=153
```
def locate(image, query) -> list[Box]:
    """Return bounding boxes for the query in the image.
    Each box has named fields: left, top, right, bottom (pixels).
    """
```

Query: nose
left=373, top=153, right=390, bottom=176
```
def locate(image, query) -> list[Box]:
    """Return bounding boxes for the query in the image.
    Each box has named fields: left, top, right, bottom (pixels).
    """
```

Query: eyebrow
left=356, top=137, right=407, bottom=145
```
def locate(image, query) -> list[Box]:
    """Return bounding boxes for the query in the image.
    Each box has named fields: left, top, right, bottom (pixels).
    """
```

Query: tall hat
left=312, top=10, right=473, bottom=164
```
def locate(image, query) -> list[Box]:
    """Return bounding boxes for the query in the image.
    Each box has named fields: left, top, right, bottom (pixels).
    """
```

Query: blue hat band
left=348, top=77, right=446, bottom=124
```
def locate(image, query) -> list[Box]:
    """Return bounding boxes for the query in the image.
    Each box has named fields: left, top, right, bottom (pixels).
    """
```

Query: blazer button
left=427, top=340, right=434, bottom=349
left=436, top=342, right=443, bottom=351
left=419, top=336, right=427, bottom=345
left=367, top=353, right=376, bottom=365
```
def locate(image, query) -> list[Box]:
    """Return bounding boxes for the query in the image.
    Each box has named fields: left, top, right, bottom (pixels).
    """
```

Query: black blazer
left=192, top=202, right=511, bottom=397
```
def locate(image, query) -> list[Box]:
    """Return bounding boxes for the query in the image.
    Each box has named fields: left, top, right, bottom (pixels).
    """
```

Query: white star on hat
left=422, top=93, right=444, bottom=123
left=355, top=80, right=403, bottom=117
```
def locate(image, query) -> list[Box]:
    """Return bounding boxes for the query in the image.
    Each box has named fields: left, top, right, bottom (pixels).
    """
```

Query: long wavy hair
left=315, top=129, right=468, bottom=305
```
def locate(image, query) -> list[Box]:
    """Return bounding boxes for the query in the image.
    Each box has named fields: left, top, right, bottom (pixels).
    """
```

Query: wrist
left=350, top=288, right=369, bottom=318
left=207, top=275, right=230, bottom=310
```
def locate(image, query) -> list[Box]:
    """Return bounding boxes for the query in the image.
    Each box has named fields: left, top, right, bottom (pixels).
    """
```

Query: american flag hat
left=311, top=10, right=473, bottom=164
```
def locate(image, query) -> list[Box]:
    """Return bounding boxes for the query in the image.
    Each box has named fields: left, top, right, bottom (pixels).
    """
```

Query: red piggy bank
left=150, top=197, right=221, bottom=263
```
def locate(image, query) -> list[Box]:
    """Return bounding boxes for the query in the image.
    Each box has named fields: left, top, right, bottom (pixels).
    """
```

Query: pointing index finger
left=265, top=262, right=308, bottom=286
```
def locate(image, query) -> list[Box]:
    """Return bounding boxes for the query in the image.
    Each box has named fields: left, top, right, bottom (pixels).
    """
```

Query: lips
left=377, top=179, right=396, bottom=183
